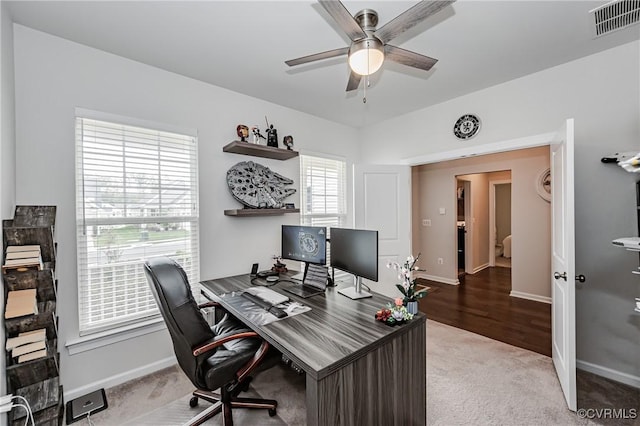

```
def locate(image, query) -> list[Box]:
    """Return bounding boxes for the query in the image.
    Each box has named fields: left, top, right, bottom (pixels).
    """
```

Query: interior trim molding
left=65, top=317, right=166, bottom=355
left=577, top=359, right=640, bottom=389
left=63, top=355, right=177, bottom=401
left=510, top=290, right=551, bottom=304
left=417, top=272, right=459, bottom=285
left=401, top=131, right=555, bottom=166
left=472, top=263, right=490, bottom=274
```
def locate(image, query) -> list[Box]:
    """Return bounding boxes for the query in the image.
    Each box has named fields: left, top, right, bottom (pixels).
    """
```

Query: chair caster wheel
left=189, top=396, right=199, bottom=408
left=268, top=408, right=277, bottom=417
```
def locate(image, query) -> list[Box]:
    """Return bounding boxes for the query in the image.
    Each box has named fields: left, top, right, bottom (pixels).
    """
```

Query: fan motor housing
left=354, top=9, right=379, bottom=31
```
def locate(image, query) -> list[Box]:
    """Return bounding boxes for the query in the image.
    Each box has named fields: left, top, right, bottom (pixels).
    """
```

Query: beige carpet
left=90, top=320, right=596, bottom=425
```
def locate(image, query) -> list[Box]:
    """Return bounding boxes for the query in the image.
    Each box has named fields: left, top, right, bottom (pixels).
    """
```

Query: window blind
left=75, top=116, right=199, bottom=335
left=300, top=155, right=347, bottom=270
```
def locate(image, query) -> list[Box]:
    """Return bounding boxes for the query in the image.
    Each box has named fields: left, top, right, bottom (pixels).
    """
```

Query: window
left=75, top=112, right=199, bottom=335
left=300, top=155, right=347, bottom=266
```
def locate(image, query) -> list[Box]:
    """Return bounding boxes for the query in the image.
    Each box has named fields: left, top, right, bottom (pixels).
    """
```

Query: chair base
left=186, top=388, right=278, bottom=426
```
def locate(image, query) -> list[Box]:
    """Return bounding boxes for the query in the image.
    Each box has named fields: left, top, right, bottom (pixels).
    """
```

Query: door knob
left=575, top=274, right=586, bottom=283
left=554, top=272, right=567, bottom=281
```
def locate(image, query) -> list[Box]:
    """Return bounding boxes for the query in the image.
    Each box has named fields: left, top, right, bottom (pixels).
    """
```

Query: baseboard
left=577, top=359, right=640, bottom=389
left=64, top=355, right=177, bottom=401
left=417, top=272, right=459, bottom=285
left=472, top=263, right=490, bottom=274
left=509, top=290, right=551, bottom=304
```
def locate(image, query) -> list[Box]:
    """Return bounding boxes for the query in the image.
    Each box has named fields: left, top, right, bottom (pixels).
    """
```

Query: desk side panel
left=307, top=319, right=426, bottom=426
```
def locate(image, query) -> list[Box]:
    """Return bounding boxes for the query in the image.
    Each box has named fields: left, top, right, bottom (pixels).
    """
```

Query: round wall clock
left=453, top=114, right=481, bottom=140
left=535, top=168, right=551, bottom=203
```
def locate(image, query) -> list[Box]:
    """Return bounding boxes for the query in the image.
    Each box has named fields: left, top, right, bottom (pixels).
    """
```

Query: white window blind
left=75, top=115, right=199, bottom=335
left=300, top=155, right=347, bottom=268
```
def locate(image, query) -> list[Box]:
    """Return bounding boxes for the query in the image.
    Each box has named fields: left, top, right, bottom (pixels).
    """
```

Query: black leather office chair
left=143, top=257, right=278, bottom=426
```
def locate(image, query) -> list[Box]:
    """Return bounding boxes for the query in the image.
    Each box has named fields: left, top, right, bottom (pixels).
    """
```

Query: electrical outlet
left=437, top=258, right=444, bottom=265
left=439, top=208, right=446, bottom=215
left=422, top=219, right=431, bottom=227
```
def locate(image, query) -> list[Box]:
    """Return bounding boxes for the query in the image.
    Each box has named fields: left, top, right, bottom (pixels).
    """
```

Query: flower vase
left=406, top=300, right=418, bottom=315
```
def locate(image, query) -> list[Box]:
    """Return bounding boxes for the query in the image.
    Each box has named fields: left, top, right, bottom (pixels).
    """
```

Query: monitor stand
left=338, top=276, right=372, bottom=300
left=290, top=262, right=309, bottom=282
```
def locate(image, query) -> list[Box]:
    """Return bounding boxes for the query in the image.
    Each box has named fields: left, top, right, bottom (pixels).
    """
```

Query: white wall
left=413, top=147, right=550, bottom=298
left=12, top=25, right=359, bottom=396
left=367, top=41, right=640, bottom=383
left=495, top=183, right=511, bottom=245
left=0, top=3, right=16, bottom=421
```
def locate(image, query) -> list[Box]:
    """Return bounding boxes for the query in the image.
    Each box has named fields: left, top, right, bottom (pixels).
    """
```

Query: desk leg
left=306, top=320, right=426, bottom=426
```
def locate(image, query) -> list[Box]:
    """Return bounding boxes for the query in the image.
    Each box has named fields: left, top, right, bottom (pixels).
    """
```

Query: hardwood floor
left=418, top=267, right=552, bottom=356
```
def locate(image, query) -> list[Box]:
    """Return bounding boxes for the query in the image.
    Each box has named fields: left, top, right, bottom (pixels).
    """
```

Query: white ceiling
left=5, top=1, right=640, bottom=128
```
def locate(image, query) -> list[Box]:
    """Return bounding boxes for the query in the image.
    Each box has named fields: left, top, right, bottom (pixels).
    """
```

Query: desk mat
left=218, top=292, right=311, bottom=326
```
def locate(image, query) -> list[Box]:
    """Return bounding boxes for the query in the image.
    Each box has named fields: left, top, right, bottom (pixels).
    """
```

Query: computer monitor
left=330, top=227, right=378, bottom=299
left=281, top=225, right=327, bottom=278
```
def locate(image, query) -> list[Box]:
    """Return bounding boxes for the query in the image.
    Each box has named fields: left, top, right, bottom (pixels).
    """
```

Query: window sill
left=65, top=317, right=166, bottom=355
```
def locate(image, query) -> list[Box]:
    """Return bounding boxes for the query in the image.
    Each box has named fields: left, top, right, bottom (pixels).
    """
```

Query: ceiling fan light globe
left=348, top=38, right=384, bottom=76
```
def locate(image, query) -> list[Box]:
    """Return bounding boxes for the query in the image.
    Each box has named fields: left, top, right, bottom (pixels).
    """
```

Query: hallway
left=418, top=267, right=551, bottom=356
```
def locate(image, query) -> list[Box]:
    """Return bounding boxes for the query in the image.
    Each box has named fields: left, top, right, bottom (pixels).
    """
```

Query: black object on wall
left=636, top=180, right=639, bottom=236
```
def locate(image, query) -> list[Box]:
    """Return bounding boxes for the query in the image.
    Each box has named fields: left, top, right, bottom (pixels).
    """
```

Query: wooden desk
left=201, top=274, right=426, bottom=426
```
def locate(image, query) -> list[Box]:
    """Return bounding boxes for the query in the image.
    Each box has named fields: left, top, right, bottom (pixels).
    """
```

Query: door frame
left=489, top=179, right=512, bottom=266
left=402, top=126, right=575, bottom=412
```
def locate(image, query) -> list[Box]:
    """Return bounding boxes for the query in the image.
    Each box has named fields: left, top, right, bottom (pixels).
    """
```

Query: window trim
left=75, top=109, right=199, bottom=336
left=300, top=153, right=348, bottom=224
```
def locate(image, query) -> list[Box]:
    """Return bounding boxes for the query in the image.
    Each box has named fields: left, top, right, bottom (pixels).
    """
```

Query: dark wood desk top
left=200, top=273, right=426, bottom=381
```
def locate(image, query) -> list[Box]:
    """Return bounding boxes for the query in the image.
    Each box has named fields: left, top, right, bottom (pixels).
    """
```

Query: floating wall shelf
left=224, top=208, right=300, bottom=217
left=222, top=141, right=299, bottom=161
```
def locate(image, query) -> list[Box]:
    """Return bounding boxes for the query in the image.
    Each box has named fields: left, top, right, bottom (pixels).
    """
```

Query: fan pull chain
left=363, top=40, right=370, bottom=104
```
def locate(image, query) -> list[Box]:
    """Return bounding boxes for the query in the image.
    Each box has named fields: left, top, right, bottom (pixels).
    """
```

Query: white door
left=354, top=165, right=411, bottom=298
left=551, top=118, right=576, bottom=411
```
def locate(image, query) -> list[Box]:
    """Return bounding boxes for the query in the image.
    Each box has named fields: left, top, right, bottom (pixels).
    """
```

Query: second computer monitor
left=281, top=225, right=327, bottom=265
left=330, top=227, right=379, bottom=282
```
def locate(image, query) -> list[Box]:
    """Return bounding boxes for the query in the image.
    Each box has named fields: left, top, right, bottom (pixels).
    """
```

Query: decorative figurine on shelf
left=265, top=116, right=278, bottom=148
left=283, top=135, right=294, bottom=150
left=251, top=125, right=266, bottom=144
left=236, top=124, right=249, bottom=142
left=271, top=256, right=288, bottom=273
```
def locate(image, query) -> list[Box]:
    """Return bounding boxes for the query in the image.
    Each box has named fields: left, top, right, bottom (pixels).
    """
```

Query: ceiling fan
left=285, top=0, right=456, bottom=92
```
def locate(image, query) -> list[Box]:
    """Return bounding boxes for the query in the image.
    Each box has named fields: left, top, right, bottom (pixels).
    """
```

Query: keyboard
left=241, top=292, right=288, bottom=318
left=244, top=286, right=289, bottom=305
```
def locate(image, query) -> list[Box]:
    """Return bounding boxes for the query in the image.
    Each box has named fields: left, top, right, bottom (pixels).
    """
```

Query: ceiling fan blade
left=385, top=45, right=438, bottom=71
left=346, top=71, right=362, bottom=92
left=319, top=0, right=367, bottom=42
left=375, top=0, right=456, bottom=44
left=285, top=47, right=349, bottom=67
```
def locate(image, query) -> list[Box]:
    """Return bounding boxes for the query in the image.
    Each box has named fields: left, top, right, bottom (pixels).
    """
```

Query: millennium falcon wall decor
left=226, top=161, right=296, bottom=209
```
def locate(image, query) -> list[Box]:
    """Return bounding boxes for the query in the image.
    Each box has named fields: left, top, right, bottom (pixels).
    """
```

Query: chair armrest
left=193, top=331, right=259, bottom=356
left=198, top=301, right=220, bottom=309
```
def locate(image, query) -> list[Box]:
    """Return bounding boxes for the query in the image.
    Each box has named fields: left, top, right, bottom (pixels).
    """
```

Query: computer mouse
left=266, top=276, right=279, bottom=283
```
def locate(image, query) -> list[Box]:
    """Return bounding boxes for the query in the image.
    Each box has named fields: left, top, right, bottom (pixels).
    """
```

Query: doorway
left=490, top=179, right=512, bottom=268
left=414, top=148, right=550, bottom=355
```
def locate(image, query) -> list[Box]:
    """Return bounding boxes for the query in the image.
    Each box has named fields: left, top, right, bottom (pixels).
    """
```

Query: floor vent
left=590, top=0, right=640, bottom=37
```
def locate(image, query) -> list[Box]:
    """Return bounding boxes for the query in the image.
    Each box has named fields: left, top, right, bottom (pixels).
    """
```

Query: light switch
left=439, top=208, right=446, bottom=215
left=422, top=219, right=431, bottom=227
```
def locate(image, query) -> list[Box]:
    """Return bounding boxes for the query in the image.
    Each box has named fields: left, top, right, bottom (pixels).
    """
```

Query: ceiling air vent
left=590, top=0, right=640, bottom=37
